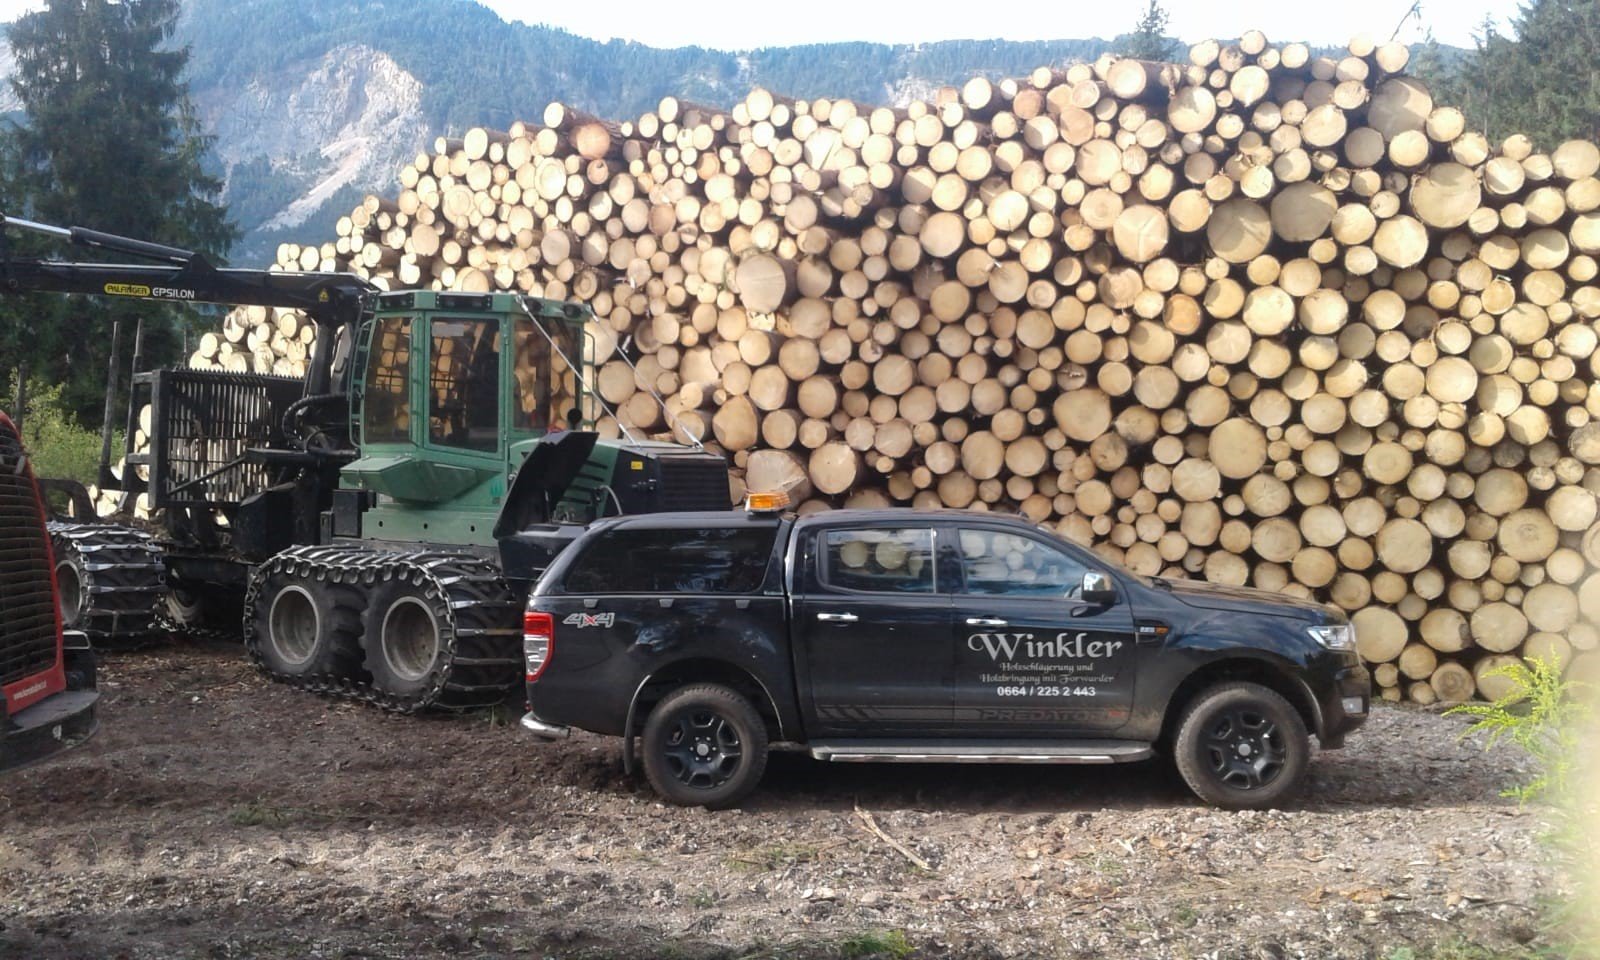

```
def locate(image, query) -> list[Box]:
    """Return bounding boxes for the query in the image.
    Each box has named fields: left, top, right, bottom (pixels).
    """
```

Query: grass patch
left=1081, top=853, right=1126, bottom=878
left=837, top=930, right=913, bottom=959
left=227, top=800, right=342, bottom=828
left=726, top=929, right=915, bottom=960
left=725, top=842, right=820, bottom=873
left=1383, top=939, right=1544, bottom=960
left=475, top=702, right=517, bottom=728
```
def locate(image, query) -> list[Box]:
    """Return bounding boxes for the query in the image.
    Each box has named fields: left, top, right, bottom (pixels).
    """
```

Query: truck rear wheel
left=362, top=578, right=449, bottom=702
left=1173, top=681, right=1309, bottom=810
left=249, top=572, right=364, bottom=681
left=641, top=684, right=768, bottom=810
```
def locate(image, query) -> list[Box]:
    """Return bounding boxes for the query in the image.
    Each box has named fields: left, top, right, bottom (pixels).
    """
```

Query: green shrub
left=8, top=380, right=121, bottom=488
left=1449, top=658, right=1598, bottom=958
left=1446, top=657, right=1590, bottom=804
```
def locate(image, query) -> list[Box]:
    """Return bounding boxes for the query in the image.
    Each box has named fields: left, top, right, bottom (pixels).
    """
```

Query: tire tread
left=1172, top=681, right=1309, bottom=810
left=641, top=684, right=769, bottom=810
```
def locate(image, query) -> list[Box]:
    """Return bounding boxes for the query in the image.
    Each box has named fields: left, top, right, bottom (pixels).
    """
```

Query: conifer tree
left=1121, top=0, right=1179, bottom=62
left=2, top=0, right=237, bottom=421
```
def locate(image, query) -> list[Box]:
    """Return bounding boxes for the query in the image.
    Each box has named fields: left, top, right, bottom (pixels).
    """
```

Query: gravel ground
left=0, top=641, right=1565, bottom=959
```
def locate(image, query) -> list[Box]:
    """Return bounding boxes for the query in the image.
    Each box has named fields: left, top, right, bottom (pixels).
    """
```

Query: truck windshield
left=429, top=318, right=500, bottom=452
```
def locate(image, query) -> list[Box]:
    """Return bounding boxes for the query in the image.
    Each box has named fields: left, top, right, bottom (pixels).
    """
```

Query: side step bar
left=809, top=740, right=1153, bottom=764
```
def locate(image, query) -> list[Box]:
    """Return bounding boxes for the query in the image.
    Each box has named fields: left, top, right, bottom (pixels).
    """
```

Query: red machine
left=0, top=411, right=99, bottom=772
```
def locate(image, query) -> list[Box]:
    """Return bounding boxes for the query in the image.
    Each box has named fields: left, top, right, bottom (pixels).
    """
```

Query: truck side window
left=821, top=528, right=935, bottom=594
left=513, top=317, right=582, bottom=433
left=512, top=319, right=551, bottom=432
left=362, top=316, right=412, bottom=444
left=429, top=318, right=499, bottom=452
left=957, top=528, right=1086, bottom=598
left=562, top=526, right=777, bottom=594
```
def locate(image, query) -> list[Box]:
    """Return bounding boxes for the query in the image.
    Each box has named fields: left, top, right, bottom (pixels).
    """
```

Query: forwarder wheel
left=362, top=580, right=449, bottom=701
left=55, top=559, right=85, bottom=627
left=49, top=524, right=164, bottom=640
left=166, top=582, right=245, bottom=636
left=250, top=573, right=364, bottom=680
left=642, top=685, right=768, bottom=810
left=1173, top=682, right=1309, bottom=810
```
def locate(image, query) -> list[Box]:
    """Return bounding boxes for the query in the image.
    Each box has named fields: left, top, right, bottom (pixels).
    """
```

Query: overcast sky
left=0, top=0, right=1518, bottom=50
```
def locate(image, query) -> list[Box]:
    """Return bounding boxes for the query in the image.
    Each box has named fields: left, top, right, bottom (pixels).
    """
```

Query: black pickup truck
left=520, top=507, right=1369, bottom=810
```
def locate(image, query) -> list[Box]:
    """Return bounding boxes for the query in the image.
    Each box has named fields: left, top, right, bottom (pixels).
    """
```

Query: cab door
left=793, top=524, right=955, bottom=735
left=949, top=526, right=1138, bottom=735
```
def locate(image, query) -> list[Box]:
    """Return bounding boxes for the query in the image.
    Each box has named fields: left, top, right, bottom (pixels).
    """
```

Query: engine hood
left=1151, top=577, right=1334, bottom=621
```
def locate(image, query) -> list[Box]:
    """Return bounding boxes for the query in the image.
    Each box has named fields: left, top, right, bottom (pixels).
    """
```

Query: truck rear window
left=561, top=526, right=777, bottom=594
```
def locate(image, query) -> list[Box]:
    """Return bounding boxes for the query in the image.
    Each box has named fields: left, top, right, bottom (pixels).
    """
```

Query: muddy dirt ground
left=0, top=640, right=1564, bottom=959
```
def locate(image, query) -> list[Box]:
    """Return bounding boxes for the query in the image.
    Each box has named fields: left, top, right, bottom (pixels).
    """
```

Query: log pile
left=188, top=34, right=1600, bottom=700
left=186, top=305, right=316, bottom=377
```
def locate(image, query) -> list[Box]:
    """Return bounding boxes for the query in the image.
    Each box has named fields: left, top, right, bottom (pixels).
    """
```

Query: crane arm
left=0, top=212, right=375, bottom=395
left=0, top=212, right=373, bottom=326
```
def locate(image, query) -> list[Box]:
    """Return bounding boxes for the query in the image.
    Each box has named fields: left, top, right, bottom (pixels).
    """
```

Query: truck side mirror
left=1082, top=571, right=1117, bottom=604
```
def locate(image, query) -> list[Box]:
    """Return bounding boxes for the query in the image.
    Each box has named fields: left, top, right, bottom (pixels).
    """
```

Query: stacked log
left=188, top=37, right=1600, bottom=700
left=187, top=304, right=316, bottom=378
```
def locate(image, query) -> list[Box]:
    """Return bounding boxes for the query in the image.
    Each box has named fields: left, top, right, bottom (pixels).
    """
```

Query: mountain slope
left=6, top=0, right=1124, bottom=263
left=0, top=36, right=18, bottom=115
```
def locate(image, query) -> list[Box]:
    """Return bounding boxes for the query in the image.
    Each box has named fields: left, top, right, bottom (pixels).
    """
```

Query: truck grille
left=145, top=370, right=304, bottom=509
left=0, top=423, right=60, bottom=687
left=655, top=456, right=734, bottom=511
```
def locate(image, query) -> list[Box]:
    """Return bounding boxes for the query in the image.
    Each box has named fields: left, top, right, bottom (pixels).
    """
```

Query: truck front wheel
left=641, top=684, right=768, bottom=810
left=1173, top=682, right=1309, bottom=810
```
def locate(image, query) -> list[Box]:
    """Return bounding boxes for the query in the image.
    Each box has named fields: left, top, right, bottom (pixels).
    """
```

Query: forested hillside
left=178, top=0, right=1110, bottom=129
left=162, top=0, right=1113, bottom=262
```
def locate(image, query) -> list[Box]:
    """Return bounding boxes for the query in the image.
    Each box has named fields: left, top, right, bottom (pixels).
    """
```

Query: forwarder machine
left=0, top=213, right=730, bottom=711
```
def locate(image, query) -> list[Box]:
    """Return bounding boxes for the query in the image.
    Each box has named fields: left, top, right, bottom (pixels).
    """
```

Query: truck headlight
left=1307, top=624, right=1355, bottom=651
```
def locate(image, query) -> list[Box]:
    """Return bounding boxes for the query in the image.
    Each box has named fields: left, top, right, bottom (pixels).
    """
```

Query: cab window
left=562, top=526, right=777, bottom=594
left=362, top=316, right=411, bottom=444
left=429, top=318, right=500, bottom=452
left=957, top=527, right=1086, bottom=598
left=820, top=528, right=935, bottom=594
left=513, top=317, right=582, bottom=433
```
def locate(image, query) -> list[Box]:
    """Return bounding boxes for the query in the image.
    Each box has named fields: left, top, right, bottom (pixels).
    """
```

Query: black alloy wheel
left=641, top=684, right=769, bottom=809
left=1201, top=704, right=1287, bottom=791
left=1173, top=681, right=1309, bottom=809
left=662, top=708, right=744, bottom=790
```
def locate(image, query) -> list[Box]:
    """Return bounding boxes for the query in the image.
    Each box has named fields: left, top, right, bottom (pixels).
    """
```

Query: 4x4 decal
left=563, top=612, right=615, bottom=628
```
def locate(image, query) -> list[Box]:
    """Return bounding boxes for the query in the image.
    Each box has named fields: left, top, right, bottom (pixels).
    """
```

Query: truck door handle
left=965, top=617, right=1008, bottom=627
left=816, top=612, right=858, bottom=623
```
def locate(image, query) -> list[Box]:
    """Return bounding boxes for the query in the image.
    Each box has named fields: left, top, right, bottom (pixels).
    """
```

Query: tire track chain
left=242, top=544, right=524, bottom=714
left=46, top=521, right=166, bottom=641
